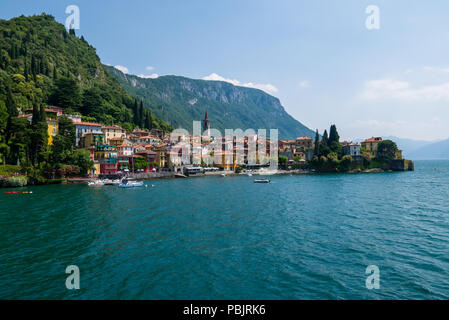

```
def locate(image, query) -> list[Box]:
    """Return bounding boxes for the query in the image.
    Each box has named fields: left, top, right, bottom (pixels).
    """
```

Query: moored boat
left=253, top=178, right=270, bottom=183
left=103, top=179, right=121, bottom=186
left=88, top=180, right=105, bottom=187
left=118, top=179, right=144, bottom=188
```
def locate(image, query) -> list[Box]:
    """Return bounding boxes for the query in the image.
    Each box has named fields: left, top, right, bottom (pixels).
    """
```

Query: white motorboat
left=118, top=179, right=145, bottom=188
left=253, top=178, right=270, bottom=183
left=88, top=180, right=104, bottom=187
left=103, top=179, right=121, bottom=186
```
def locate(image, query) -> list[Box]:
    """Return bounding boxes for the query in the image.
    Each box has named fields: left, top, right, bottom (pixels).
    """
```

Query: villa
left=361, top=137, right=382, bottom=157
left=75, top=122, right=102, bottom=146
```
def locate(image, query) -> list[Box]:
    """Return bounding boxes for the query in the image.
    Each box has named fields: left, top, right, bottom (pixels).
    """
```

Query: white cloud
left=114, top=65, right=129, bottom=74
left=360, top=78, right=449, bottom=102
left=202, top=73, right=278, bottom=95
left=422, top=66, right=449, bottom=73
left=146, top=66, right=155, bottom=71
left=298, top=80, right=310, bottom=88
left=137, top=73, right=159, bottom=79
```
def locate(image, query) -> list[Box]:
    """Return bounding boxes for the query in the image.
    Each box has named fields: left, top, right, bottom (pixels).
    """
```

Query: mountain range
left=406, top=138, right=449, bottom=160
left=105, top=65, right=315, bottom=139
left=355, top=136, right=449, bottom=160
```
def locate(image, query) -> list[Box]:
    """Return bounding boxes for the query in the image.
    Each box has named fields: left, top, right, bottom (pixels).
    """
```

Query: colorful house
left=135, top=150, right=158, bottom=172
left=46, top=118, right=58, bottom=145
left=79, top=132, right=104, bottom=148
left=75, top=122, right=102, bottom=146
left=102, top=125, right=127, bottom=145
left=361, top=137, right=382, bottom=157
left=94, top=145, right=118, bottom=175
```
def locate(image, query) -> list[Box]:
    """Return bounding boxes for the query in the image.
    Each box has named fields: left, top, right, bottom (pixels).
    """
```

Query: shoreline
left=1, top=167, right=413, bottom=189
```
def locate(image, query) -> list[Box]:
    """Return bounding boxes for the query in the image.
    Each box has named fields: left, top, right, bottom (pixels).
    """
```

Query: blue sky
left=2, top=0, right=449, bottom=140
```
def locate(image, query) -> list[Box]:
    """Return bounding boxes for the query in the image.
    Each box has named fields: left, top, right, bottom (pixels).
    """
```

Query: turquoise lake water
left=1, top=160, right=449, bottom=299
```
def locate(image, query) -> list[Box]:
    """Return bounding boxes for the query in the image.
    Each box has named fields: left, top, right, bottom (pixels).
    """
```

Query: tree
left=5, top=86, right=18, bottom=117
left=0, top=100, right=7, bottom=133
left=81, top=87, right=103, bottom=117
left=339, top=155, right=353, bottom=171
left=0, top=101, right=8, bottom=165
left=49, top=77, right=81, bottom=111
left=278, top=155, right=288, bottom=168
left=314, top=129, right=320, bottom=156
left=5, top=117, right=30, bottom=165
left=144, top=111, right=152, bottom=130
left=134, top=157, right=149, bottom=170
left=321, top=130, right=328, bottom=146
left=49, top=116, right=75, bottom=165
left=377, top=140, right=398, bottom=160
left=328, top=124, right=340, bottom=145
left=319, top=130, right=330, bottom=156
left=29, top=106, right=48, bottom=167
left=70, top=149, right=93, bottom=175
left=134, top=99, right=141, bottom=126
left=139, top=101, right=144, bottom=128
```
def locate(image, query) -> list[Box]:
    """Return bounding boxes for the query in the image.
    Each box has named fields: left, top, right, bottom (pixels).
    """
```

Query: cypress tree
left=314, top=129, right=320, bottom=156
left=144, top=111, right=152, bottom=130
left=31, top=55, right=36, bottom=76
left=24, top=59, right=29, bottom=81
left=328, top=124, right=340, bottom=146
left=139, top=101, right=144, bottom=128
left=6, top=87, right=18, bottom=117
left=321, top=130, right=328, bottom=146
left=133, top=99, right=140, bottom=126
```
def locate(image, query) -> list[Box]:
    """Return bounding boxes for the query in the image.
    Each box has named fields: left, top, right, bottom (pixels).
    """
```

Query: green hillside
left=105, top=65, right=315, bottom=140
left=0, top=13, right=171, bottom=131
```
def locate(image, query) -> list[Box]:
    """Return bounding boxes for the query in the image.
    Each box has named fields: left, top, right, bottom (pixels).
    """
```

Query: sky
left=2, top=0, right=449, bottom=141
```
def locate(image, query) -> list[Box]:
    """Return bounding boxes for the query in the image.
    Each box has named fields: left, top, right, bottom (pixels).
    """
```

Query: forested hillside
left=0, top=13, right=170, bottom=176
left=0, top=13, right=171, bottom=130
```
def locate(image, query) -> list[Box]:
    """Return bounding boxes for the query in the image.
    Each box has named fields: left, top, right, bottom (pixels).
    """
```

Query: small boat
left=247, top=173, right=253, bottom=177
left=254, top=178, right=270, bottom=183
left=4, top=191, right=33, bottom=194
left=88, top=180, right=104, bottom=187
left=119, top=179, right=144, bottom=188
left=103, top=179, right=121, bottom=186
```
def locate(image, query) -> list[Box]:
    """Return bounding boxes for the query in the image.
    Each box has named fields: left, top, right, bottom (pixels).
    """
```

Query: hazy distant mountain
left=353, top=136, right=436, bottom=158
left=383, top=136, right=436, bottom=158
left=407, top=138, right=449, bottom=160
left=105, top=65, right=315, bottom=139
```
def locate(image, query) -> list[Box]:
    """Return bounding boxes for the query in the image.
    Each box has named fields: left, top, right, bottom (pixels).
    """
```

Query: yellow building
left=46, top=118, right=58, bottom=145
left=361, top=137, right=382, bottom=157
left=152, top=145, right=168, bottom=168
left=19, top=112, right=59, bottom=146
left=80, top=132, right=104, bottom=148
left=102, top=125, right=127, bottom=145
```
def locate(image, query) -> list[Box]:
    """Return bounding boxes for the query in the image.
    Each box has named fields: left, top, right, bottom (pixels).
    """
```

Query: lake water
left=1, top=160, right=449, bottom=299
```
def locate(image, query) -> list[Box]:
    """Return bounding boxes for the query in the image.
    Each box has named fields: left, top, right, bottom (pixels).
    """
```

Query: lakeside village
left=0, top=105, right=414, bottom=188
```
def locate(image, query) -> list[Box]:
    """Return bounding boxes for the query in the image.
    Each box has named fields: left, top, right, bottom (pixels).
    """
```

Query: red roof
left=363, top=137, right=382, bottom=143
left=75, top=122, right=102, bottom=127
